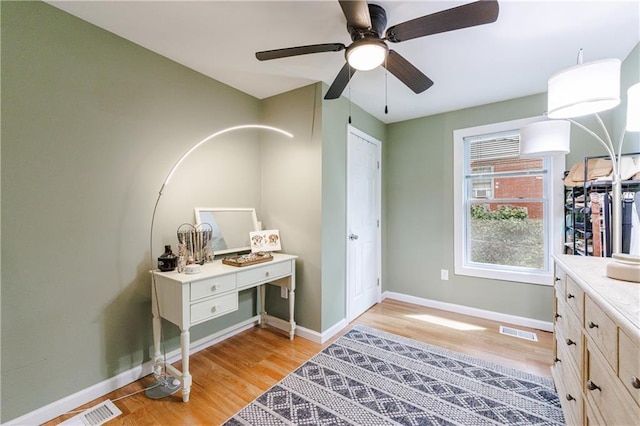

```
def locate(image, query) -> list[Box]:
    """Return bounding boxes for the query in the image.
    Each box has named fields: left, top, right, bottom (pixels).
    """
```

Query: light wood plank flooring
left=45, top=299, right=553, bottom=425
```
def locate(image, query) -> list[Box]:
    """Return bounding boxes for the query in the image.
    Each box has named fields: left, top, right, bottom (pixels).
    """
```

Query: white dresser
left=553, top=254, right=640, bottom=425
left=151, top=253, right=297, bottom=402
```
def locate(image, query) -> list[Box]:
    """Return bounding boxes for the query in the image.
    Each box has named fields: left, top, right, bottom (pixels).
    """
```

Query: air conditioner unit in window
left=473, top=189, right=491, bottom=198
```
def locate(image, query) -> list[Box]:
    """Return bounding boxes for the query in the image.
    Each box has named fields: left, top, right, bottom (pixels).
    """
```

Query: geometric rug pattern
left=224, top=325, right=564, bottom=425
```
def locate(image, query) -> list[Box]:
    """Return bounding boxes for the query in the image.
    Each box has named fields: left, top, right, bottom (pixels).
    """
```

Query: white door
left=347, top=126, right=381, bottom=322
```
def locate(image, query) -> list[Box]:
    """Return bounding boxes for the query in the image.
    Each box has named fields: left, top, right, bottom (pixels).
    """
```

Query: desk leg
left=180, top=330, right=192, bottom=402
left=260, top=284, right=267, bottom=328
left=288, top=285, right=296, bottom=340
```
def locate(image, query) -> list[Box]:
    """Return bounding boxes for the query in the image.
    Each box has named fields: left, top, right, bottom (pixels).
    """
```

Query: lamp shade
left=346, top=39, right=388, bottom=71
left=626, top=82, right=640, bottom=132
left=547, top=59, right=621, bottom=119
left=520, top=120, right=571, bottom=157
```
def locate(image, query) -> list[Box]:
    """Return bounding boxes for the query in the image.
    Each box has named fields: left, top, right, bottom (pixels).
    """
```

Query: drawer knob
left=567, top=293, right=575, bottom=299
left=587, top=321, right=599, bottom=329
left=211, top=305, right=220, bottom=313
left=565, top=394, right=575, bottom=401
left=631, top=376, right=640, bottom=389
left=211, top=284, right=221, bottom=292
left=265, top=271, right=270, bottom=277
left=565, top=338, right=576, bottom=346
left=555, top=277, right=561, bottom=282
left=554, top=357, right=561, bottom=363
left=555, top=313, right=562, bottom=319
left=586, top=380, right=601, bottom=391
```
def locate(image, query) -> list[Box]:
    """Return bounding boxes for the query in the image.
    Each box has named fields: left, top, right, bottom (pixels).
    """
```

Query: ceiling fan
left=255, top=0, right=499, bottom=100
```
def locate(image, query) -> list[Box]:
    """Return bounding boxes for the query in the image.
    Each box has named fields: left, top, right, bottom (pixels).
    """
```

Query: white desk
left=151, top=253, right=297, bottom=402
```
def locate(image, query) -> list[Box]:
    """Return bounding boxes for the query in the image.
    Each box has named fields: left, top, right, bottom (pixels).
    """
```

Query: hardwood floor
left=45, top=299, right=553, bottom=425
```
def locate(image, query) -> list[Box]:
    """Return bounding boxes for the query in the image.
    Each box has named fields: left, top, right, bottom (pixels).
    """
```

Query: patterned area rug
left=224, top=325, right=564, bottom=425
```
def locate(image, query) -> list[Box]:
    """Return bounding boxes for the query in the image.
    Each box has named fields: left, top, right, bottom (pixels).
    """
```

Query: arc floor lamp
left=521, top=51, right=640, bottom=256
left=147, top=124, right=293, bottom=399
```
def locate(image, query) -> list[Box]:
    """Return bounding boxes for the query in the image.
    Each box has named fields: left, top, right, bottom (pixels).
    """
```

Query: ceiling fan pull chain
left=348, top=67, right=352, bottom=124
left=385, top=54, right=389, bottom=114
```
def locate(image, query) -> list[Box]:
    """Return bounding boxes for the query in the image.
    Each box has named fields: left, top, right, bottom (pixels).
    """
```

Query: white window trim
left=453, top=117, right=565, bottom=286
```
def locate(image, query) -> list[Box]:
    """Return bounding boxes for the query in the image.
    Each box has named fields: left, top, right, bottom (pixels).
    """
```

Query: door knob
left=349, top=234, right=359, bottom=240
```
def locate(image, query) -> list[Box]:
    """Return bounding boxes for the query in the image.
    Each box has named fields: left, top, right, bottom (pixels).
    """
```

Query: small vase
left=158, top=245, right=177, bottom=272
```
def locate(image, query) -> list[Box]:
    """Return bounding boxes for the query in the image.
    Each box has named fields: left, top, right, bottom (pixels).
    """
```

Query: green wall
left=1, top=1, right=266, bottom=421
left=383, top=42, right=639, bottom=321
left=385, top=95, right=556, bottom=320
left=260, top=83, right=323, bottom=331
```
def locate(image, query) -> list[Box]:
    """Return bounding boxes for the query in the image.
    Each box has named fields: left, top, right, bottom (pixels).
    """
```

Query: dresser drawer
left=554, top=267, right=566, bottom=299
left=619, top=329, right=640, bottom=405
left=565, top=276, right=584, bottom=321
left=557, top=342, right=583, bottom=426
left=237, top=260, right=292, bottom=289
left=190, top=274, right=236, bottom=301
left=586, top=340, right=640, bottom=426
left=190, top=292, right=238, bottom=325
left=562, top=303, right=583, bottom=368
left=584, top=295, right=617, bottom=372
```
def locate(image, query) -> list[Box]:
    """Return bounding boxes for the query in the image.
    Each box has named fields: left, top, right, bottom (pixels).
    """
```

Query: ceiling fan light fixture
left=346, top=39, right=388, bottom=71
left=547, top=58, right=621, bottom=119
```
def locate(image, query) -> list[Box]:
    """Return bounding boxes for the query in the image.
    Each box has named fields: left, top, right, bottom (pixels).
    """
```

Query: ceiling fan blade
left=339, top=0, right=371, bottom=29
left=256, top=43, right=346, bottom=61
left=385, top=0, right=499, bottom=43
left=383, top=50, right=434, bottom=94
left=324, top=62, right=357, bottom=100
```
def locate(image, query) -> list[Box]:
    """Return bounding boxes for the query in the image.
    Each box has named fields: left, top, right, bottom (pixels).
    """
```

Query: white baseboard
left=5, top=317, right=261, bottom=426
left=382, top=291, right=553, bottom=332
left=319, top=318, right=349, bottom=343
left=263, top=317, right=347, bottom=343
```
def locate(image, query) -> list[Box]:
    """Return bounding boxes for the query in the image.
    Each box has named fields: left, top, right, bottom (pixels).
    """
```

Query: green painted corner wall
left=260, top=84, right=323, bottom=331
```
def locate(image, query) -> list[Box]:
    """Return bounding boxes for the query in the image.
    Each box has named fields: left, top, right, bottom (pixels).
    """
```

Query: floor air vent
left=499, top=325, right=538, bottom=342
left=59, top=399, right=122, bottom=426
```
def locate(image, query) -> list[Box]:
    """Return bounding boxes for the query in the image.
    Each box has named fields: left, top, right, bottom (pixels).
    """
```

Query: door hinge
left=377, top=161, right=380, bottom=170
left=377, top=219, right=380, bottom=228
left=377, top=278, right=380, bottom=287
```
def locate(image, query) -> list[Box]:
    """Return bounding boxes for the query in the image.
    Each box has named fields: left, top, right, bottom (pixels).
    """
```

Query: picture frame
left=249, top=229, right=281, bottom=252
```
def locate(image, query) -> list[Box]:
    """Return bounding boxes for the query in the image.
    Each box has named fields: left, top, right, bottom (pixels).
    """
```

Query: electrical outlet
left=441, top=269, right=449, bottom=280
left=281, top=287, right=288, bottom=299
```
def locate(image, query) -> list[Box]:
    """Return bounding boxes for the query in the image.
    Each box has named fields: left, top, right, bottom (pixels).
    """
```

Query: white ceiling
left=48, top=1, right=639, bottom=124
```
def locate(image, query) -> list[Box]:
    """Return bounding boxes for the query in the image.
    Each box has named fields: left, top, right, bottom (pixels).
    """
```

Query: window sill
left=454, top=264, right=553, bottom=286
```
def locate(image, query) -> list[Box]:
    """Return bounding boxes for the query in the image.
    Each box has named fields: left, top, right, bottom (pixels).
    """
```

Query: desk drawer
left=190, top=274, right=236, bottom=301
left=237, top=260, right=291, bottom=289
left=190, top=292, right=238, bottom=324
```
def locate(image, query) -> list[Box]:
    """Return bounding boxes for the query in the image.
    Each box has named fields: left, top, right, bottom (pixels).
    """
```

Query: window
left=471, top=166, right=494, bottom=199
left=453, top=117, right=565, bottom=285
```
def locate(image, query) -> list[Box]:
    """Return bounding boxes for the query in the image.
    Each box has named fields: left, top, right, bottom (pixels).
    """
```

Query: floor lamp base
left=145, top=376, right=181, bottom=399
